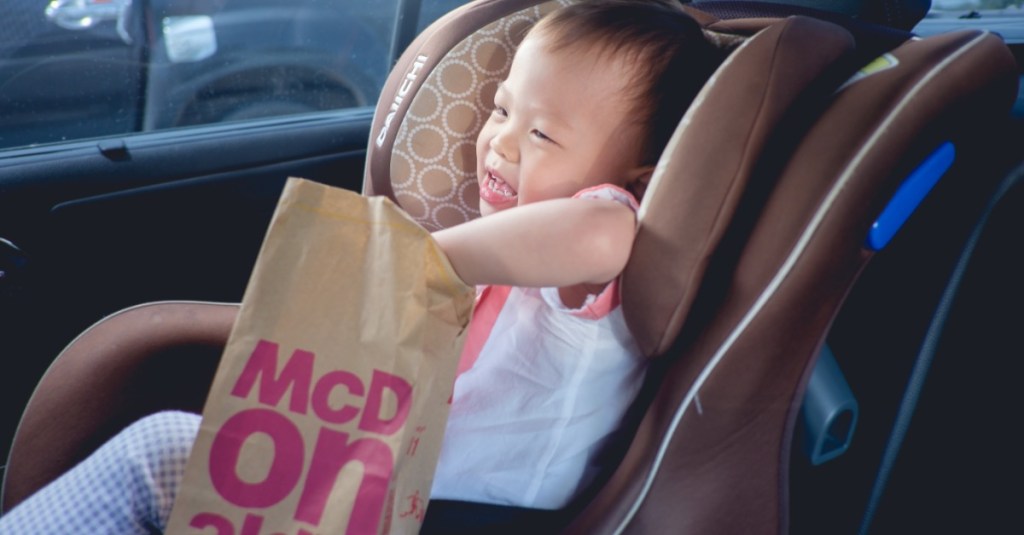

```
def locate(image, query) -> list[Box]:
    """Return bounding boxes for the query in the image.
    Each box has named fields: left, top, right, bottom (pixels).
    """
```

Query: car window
left=914, top=0, right=1024, bottom=42
left=0, top=0, right=465, bottom=152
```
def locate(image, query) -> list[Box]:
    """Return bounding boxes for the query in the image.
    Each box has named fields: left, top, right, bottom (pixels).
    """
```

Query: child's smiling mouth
left=480, top=169, right=518, bottom=205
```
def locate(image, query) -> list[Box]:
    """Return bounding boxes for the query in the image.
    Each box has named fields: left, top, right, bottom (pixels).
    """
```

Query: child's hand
left=432, top=197, right=636, bottom=288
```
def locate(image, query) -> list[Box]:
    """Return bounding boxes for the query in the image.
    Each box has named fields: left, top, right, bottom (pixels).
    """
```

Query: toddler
left=0, top=1, right=721, bottom=533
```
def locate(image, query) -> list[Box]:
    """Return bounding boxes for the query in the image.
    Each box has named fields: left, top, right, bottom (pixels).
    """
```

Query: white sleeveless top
left=430, top=185, right=646, bottom=509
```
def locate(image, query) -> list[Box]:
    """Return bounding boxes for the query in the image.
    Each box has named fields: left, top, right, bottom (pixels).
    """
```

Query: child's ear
left=625, top=165, right=655, bottom=200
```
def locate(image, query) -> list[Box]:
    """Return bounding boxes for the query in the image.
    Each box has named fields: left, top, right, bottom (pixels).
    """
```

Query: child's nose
left=490, top=126, right=518, bottom=163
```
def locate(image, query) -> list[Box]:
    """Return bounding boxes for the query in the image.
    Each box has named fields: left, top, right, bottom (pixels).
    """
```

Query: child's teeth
left=488, top=174, right=514, bottom=197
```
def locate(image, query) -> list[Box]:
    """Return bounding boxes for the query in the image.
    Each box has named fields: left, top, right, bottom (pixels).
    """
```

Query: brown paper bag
left=165, top=177, right=474, bottom=535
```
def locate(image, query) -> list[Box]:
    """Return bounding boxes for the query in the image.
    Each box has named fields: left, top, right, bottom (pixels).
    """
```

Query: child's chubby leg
left=0, top=410, right=200, bottom=535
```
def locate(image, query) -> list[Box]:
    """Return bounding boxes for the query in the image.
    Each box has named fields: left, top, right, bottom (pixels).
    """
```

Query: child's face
left=475, top=32, right=649, bottom=217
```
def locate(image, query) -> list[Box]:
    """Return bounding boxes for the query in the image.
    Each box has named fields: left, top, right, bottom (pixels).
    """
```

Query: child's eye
left=492, top=106, right=508, bottom=118
left=531, top=129, right=554, bottom=143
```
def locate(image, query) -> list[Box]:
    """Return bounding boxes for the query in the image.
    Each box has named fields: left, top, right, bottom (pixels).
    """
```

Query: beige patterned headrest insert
left=390, top=1, right=572, bottom=231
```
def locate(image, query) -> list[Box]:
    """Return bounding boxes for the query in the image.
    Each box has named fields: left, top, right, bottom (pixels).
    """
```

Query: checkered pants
left=0, top=411, right=200, bottom=535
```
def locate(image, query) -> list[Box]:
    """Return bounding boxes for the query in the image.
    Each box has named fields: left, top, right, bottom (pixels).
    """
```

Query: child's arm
left=432, top=197, right=636, bottom=288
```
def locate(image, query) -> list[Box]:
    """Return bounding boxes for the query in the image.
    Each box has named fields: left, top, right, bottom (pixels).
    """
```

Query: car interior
left=1, top=0, right=1021, bottom=533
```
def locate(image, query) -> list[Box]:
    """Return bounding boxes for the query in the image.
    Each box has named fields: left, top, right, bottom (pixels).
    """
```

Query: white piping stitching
left=613, top=31, right=991, bottom=534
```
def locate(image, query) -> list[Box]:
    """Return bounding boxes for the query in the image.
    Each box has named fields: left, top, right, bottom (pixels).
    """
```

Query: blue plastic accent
left=866, top=142, right=955, bottom=251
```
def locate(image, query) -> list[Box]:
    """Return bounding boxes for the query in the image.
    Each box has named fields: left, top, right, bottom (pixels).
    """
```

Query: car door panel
left=0, top=111, right=374, bottom=466
left=0, top=0, right=468, bottom=486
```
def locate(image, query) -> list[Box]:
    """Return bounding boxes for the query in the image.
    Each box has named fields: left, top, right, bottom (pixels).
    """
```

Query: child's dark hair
left=532, top=0, right=723, bottom=166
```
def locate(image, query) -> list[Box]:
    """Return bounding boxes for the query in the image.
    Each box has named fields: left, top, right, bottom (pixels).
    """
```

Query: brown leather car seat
left=2, top=1, right=1017, bottom=534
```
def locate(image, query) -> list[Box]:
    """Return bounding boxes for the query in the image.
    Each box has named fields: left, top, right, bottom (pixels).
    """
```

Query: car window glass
left=915, top=0, right=1024, bottom=41
left=418, top=0, right=463, bottom=31
left=929, top=0, right=1020, bottom=11
left=0, top=0, right=465, bottom=152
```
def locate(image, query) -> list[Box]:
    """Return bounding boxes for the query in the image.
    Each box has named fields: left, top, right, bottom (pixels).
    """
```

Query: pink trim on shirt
left=562, top=184, right=636, bottom=320
left=568, top=279, right=621, bottom=320
left=572, top=183, right=641, bottom=210
left=457, top=285, right=513, bottom=378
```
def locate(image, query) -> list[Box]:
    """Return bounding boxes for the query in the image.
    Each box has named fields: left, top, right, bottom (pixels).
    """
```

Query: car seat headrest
left=365, top=0, right=570, bottom=231
left=687, top=0, right=920, bottom=64
left=693, top=0, right=931, bottom=31
left=621, top=14, right=856, bottom=357
left=364, top=0, right=750, bottom=231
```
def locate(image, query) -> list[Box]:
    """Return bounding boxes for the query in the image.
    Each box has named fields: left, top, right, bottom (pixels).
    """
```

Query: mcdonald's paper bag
left=165, top=177, right=474, bottom=535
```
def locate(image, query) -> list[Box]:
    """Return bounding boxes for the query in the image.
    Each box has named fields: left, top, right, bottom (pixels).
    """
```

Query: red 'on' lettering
left=208, top=409, right=305, bottom=508
left=294, top=427, right=394, bottom=534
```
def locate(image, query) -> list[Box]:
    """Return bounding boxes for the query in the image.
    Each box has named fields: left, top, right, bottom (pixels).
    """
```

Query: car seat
left=2, top=1, right=1016, bottom=534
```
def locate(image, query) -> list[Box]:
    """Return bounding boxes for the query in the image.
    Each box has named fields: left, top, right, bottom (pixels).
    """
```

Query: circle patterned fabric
left=390, top=1, right=574, bottom=231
